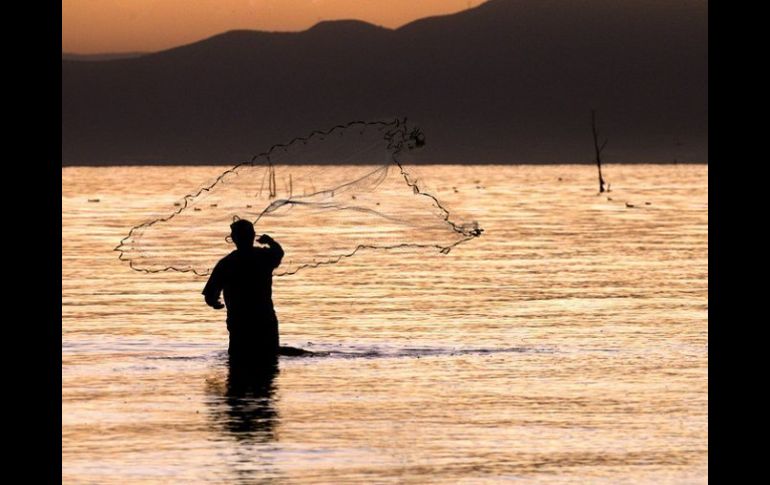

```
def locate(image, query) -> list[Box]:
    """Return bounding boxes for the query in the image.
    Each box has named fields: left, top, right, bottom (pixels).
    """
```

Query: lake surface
left=62, top=165, right=707, bottom=484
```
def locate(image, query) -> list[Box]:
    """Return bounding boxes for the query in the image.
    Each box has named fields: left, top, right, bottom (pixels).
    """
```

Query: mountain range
left=62, top=0, right=707, bottom=165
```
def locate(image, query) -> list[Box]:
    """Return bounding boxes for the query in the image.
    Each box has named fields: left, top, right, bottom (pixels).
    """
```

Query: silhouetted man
left=203, top=219, right=284, bottom=360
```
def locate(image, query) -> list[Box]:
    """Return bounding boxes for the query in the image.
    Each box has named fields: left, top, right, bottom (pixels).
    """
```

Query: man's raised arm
left=258, top=234, right=284, bottom=269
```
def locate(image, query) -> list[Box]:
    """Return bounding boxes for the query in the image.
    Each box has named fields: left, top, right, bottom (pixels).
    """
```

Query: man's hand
left=205, top=296, right=225, bottom=310
left=258, top=234, right=274, bottom=245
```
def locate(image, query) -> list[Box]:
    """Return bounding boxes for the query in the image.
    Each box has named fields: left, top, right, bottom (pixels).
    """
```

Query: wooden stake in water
left=591, top=109, right=609, bottom=193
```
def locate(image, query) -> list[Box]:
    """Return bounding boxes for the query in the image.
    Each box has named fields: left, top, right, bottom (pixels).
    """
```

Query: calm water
left=62, top=165, right=707, bottom=484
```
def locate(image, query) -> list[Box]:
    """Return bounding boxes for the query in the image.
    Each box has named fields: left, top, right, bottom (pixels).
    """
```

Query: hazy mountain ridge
left=62, top=0, right=707, bottom=165
left=62, top=52, right=148, bottom=61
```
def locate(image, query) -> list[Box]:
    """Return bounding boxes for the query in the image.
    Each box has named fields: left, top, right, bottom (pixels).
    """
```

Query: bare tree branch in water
left=591, top=110, right=609, bottom=193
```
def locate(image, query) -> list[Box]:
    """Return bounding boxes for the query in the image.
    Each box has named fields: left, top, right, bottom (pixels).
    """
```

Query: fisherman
left=203, top=219, right=284, bottom=360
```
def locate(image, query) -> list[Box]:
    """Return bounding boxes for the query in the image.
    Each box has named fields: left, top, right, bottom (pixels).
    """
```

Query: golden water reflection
left=63, top=165, right=707, bottom=483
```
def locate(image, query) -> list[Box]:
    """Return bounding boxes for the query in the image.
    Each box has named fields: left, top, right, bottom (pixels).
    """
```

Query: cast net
left=116, top=119, right=482, bottom=276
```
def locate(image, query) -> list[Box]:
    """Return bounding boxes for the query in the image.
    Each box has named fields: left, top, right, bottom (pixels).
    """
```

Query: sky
left=63, top=0, right=486, bottom=54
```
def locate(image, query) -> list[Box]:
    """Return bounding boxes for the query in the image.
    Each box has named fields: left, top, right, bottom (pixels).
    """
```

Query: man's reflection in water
left=207, top=355, right=280, bottom=443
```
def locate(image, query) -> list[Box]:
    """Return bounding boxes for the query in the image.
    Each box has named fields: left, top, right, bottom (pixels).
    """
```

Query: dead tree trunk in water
left=591, top=110, right=608, bottom=193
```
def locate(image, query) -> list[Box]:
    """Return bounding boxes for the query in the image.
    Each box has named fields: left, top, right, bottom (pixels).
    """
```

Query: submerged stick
left=591, top=109, right=609, bottom=193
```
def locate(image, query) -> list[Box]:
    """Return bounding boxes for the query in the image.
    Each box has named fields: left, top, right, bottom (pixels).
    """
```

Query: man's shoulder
left=219, top=248, right=267, bottom=262
left=216, top=251, right=239, bottom=266
left=220, top=247, right=273, bottom=263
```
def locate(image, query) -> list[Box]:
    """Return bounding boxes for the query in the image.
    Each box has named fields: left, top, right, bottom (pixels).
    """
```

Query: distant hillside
left=62, top=0, right=707, bottom=165
left=62, top=52, right=147, bottom=61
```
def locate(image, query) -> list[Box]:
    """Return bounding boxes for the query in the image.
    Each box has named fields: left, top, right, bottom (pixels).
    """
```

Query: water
left=62, top=165, right=707, bottom=483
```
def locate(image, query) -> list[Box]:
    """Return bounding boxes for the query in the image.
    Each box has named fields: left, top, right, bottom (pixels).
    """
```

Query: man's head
left=230, top=219, right=256, bottom=250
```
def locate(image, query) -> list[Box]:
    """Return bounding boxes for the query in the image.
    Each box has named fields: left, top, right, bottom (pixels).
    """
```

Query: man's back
left=203, top=230, right=284, bottom=357
left=213, top=247, right=279, bottom=322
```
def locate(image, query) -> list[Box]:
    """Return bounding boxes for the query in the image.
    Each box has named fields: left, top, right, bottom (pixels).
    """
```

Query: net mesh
left=116, top=119, right=482, bottom=276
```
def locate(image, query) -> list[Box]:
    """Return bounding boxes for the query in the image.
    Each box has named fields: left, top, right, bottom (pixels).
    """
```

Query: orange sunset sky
left=63, top=0, right=486, bottom=54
